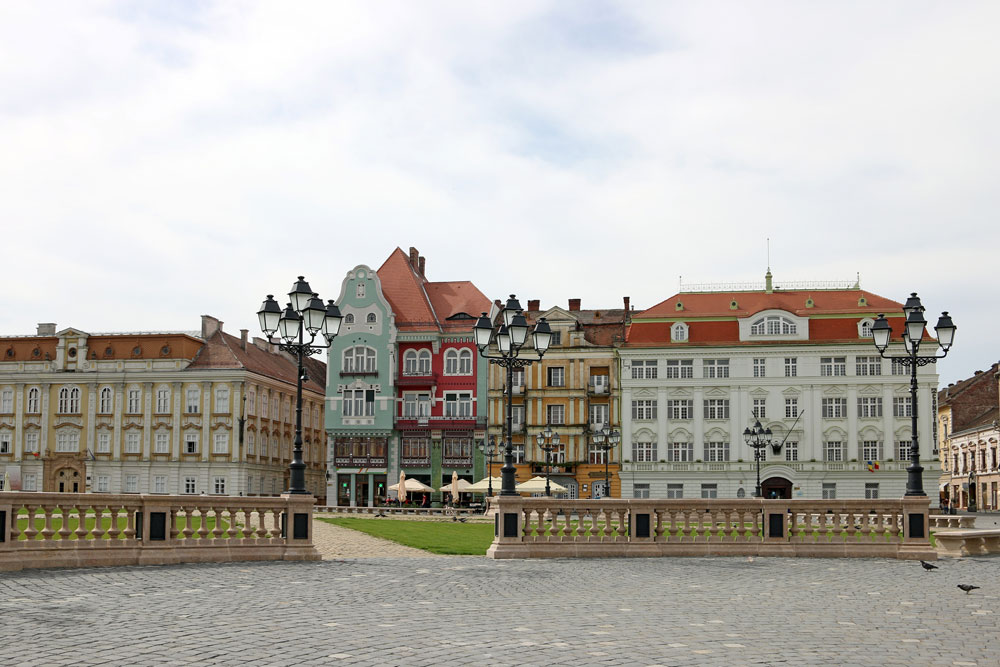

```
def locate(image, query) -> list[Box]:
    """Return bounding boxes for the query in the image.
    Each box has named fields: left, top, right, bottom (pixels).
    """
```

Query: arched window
left=344, top=346, right=377, bottom=373
left=99, top=386, right=113, bottom=413
left=671, top=322, right=688, bottom=342
left=417, top=349, right=431, bottom=375
left=458, top=348, right=473, bottom=374
left=58, top=387, right=80, bottom=414
left=156, top=386, right=170, bottom=413
left=344, top=313, right=355, bottom=324
left=403, top=349, right=418, bottom=375
left=858, top=318, right=874, bottom=338
left=366, top=313, right=377, bottom=324
left=214, top=386, right=230, bottom=413
left=444, top=349, right=459, bottom=374
left=750, top=315, right=796, bottom=336
left=26, top=387, right=40, bottom=413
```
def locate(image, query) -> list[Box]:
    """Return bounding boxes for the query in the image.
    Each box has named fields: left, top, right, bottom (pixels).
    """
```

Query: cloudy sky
left=1, top=1, right=996, bottom=385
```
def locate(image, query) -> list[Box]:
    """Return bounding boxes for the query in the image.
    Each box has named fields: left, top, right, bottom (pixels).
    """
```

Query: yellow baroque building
left=0, top=316, right=326, bottom=500
left=487, top=298, right=628, bottom=498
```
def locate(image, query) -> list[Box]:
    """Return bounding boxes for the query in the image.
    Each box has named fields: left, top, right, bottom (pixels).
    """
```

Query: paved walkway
left=312, top=517, right=437, bottom=559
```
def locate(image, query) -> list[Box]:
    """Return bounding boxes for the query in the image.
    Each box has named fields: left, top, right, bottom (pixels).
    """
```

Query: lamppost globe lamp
left=256, top=276, right=341, bottom=495
left=870, top=292, right=957, bottom=497
left=536, top=427, right=559, bottom=497
left=744, top=419, right=779, bottom=498
left=476, top=296, right=550, bottom=497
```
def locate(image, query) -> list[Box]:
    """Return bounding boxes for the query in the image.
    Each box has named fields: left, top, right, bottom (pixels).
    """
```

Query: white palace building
left=618, top=273, right=940, bottom=500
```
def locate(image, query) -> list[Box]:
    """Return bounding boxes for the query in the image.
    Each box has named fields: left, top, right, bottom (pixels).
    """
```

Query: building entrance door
left=761, top=477, right=792, bottom=499
left=354, top=477, right=370, bottom=507
left=592, top=481, right=608, bottom=499
left=56, top=468, right=81, bottom=492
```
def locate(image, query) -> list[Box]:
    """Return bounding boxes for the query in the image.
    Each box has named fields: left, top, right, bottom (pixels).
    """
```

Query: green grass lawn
left=319, top=517, right=495, bottom=555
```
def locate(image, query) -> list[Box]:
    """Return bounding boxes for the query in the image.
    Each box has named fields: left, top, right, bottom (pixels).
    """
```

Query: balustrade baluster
left=74, top=505, right=89, bottom=540
left=9, top=504, right=22, bottom=542
left=254, top=508, right=267, bottom=539
left=211, top=508, right=224, bottom=539
left=654, top=510, right=665, bottom=541
left=91, top=506, right=106, bottom=540
left=789, top=510, right=801, bottom=542
left=57, top=505, right=73, bottom=540
left=41, top=506, right=56, bottom=540
left=226, top=509, right=239, bottom=539
left=196, top=509, right=210, bottom=540
left=169, top=508, right=180, bottom=540
left=616, top=508, right=627, bottom=541
left=182, top=508, right=195, bottom=540
left=123, top=506, right=136, bottom=540
left=107, top=507, right=121, bottom=541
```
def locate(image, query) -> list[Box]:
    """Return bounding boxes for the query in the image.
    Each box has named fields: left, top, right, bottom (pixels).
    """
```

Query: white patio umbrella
left=466, top=477, right=502, bottom=493
left=389, top=478, right=436, bottom=493
left=515, top=476, right=567, bottom=494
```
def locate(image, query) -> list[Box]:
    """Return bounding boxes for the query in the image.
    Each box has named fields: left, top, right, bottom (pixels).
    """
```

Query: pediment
left=537, top=306, right=578, bottom=324
left=633, top=388, right=656, bottom=398
left=704, top=387, right=729, bottom=397
left=823, top=386, right=846, bottom=396
left=782, top=386, right=802, bottom=396
left=632, top=427, right=656, bottom=440
left=893, top=385, right=911, bottom=395
left=56, top=328, right=89, bottom=338
left=749, top=387, right=769, bottom=397
left=857, top=385, right=881, bottom=396
left=668, top=388, right=692, bottom=397
left=668, top=427, right=692, bottom=440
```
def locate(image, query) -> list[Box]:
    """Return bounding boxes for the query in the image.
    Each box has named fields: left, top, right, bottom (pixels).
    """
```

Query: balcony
left=401, top=457, right=431, bottom=467
left=588, top=383, right=609, bottom=395
left=530, top=463, right=574, bottom=475
left=443, top=457, right=474, bottom=468
left=397, top=372, right=437, bottom=387
left=333, top=456, right=387, bottom=469
left=511, top=423, right=524, bottom=433
left=339, top=369, right=378, bottom=377
left=511, top=385, right=525, bottom=396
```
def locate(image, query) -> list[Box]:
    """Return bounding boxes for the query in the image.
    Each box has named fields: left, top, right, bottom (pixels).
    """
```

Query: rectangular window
left=343, top=389, right=375, bottom=417
left=0, top=390, right=12, bottom=413
left=784, top=441, right=799, bottom=461
left=705, top=441, right=729, bottom=462
left=403, top=393, right=431, bottom=418
left=856, top=356, right=882, bottom=376
left=667, top=400, right=692, bottom=420
left=701, top=483, right=718, bottom=499
left=186, top=388, right=200, bottom=413
left=0, top=433, right=10, bottom=454
left=893, top=396, right=912, bottom=417
left=891, top=359, right=907, bottom=376
left=820, top=356, right=846, bottom=377
left=668, top=441, right=693, bottom=462
left=865, top=483, right=879, bottom=500
left=665, top=359, right=693, bottom=379
left=897, top=440, right=911, bottom=460
left=785, top=398, right=799, bottom=418
left=631, top=400, right=657, bottom=421
left=546, top=404, right=565, bottom=425
left=512, top=444, right=525, bottom=464
left=23, top=473, right=36, bottom=491
left=401, top=437, right=429, bottom=459
left=667, top=484, right=683, bottom=499
left=631, top=360, right=658, bottom=379
left=124, top=475, right=139, bottom=493
left=589, top=403, right=609, bottom=427
left=213, top=433, right=229, bottom=454
left=127, top=389, right=141, bottom=414
left=24, top=432, right=39, bottom=453
left=549, top=331, right=562, bottom=346
left=96, top=432, right=110, bottom=454
left=822, top=483, right=837, bottom=500
left=862, top=440, right=883, bottom=461
left=55, top=431, right=79, bottom=452
left=858, top=397, right=883, bottom=418
left=213, top=477, right=226, bottom=495
left=443, top=436, right=472, bottom=459
left=26, top=389, right=40, bottom=413
left=185, top=434, right=198, bottom=455
left=184, top=477, right=197, bottom=494
left=590, top=374, right=609, bottom=393
left=154, top=432, right=169, bottom=454
left=156, top=388, right=170, bottom=413
left=822, top=398, right=847, bottom=418
left=215, top=388, right=230, bottom=413
left=703, top=399, right=729, bottom=420
left=444, top=393, right=473, bottom=418
left=547, top=367, right=565, bottom=387
left=588, top=443, right=607, bottom=464
left=633, top=483, right=650, bottom=499
left=154, top=476, right=167, bottom=494
left=511, top=369, right=525, bottom=390
left=825, top=441, right=843, bottom=462
left=752, top=398, right=767, bottom=419
left=96, top=475, right=110, bottom=493
left=784, top=357, right=797, bottom=377
left=753, top=358, right=766, bottom=378
left=124, top=432, right=141, bottom=454
left=703, top=359, right=730, bottom=379
left=632, top=441, right=656, bottom=462
left=247, top=389, right=256, bottom=415
left=511, top=405, right=524, bottom=426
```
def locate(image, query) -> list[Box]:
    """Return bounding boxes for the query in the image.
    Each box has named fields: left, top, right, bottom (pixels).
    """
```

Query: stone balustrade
left=314, top=505, right=480, bottom=517
left=929, top=514, right=977, bottom=529
left=487, top=497, right=934, bottom=560
left=0, top=492, right=319, bottom=572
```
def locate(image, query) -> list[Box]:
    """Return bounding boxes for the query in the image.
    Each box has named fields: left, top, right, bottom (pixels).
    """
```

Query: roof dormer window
left=671, top=322, right=689, bottom=342
left=750, top=315, right=797, bottom=336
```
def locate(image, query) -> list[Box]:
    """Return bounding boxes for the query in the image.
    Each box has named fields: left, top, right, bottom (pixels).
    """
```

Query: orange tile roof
left=426, top=281, right=490, bottom=331
left=187, top=330, right=326, bottom=393
left=637, top=289, right=901, bottom=319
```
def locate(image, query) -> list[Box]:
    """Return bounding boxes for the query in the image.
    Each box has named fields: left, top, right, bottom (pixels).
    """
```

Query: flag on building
left=867, top=460, right=880, bottom=472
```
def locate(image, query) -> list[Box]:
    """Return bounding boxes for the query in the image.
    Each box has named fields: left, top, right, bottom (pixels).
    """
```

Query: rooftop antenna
left=766, top=237, right=771, bottom=272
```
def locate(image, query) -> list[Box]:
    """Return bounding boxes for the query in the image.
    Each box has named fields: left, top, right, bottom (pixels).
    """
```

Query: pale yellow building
left=0, top=316, right=326, bottom=500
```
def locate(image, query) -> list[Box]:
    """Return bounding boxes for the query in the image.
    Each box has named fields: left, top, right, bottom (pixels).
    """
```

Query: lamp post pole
left=480, top=437, right=497, bottom=499
left=474, top=297, right=552, bottom=496
left=257, top=277, right=342, bottom=495
left=592, top=424, right=621, bottom=499
left=870, top=295, right=956, bottom=497
left=743, top=419, right=779, bottom=498
left=536, top=426, right=559, bottom=497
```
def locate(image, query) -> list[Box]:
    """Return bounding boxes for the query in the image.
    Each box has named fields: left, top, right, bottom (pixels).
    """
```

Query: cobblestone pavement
left=312, top=517, right=437, bottom=559
left=2, top=553, right=999, bottom=666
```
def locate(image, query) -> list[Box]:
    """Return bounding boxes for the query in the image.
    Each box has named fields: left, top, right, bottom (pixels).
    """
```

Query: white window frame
left=213, top=432, right=229, bottom=454
left=784, top=441, right=799, bottom=461
left=213, top=476, right=226, bottom=495
left=124, top=431, right=141, bottom=454
left=58, top=387, right=81, bottom=414
left=667, top=484, right=683, bottom=499
left=156, top=387, right=170, bottom=413
left=127, top=388, right=142, bottom=414
left=671, top=322, right=688, bottom=342
left=546, top=404, right=565, bottom=425
left=96, top=475, right=110, bottom=493
left=858, top=397, right=883, bottom=418
left=632, top=360, right=658, bottom=379
left=700, top=483, right=718, bottom=499
left=856, top=356, right=882, bottom=376
left=822, top=483, right=837, bottom=499
left=0, top=432, right=10, bottom=454
left=865, top=483, right=879, bottom=500
left=154, top=431, right=169, bottom=454
left=632, top=441, right=656, bottom=462
left=824, top=441, right=843, bottom=462
left=820, top=356, right=847, bottom=377
left=862, top=440, right=883, bottom=461
left=753, top=358, right=766, bottom=378
left=667, top=400, right=692, bottom=420
left=668, top=442, right=693, bottom=462
left=186, top=387, right=200, bottom=413
left=705, top=441, right=729, bottom=462
left=214, top=386, right=230, bottom=413
left=124, top=475, right=139, bottom=494
left=785, top=398, right=799, bottom=418
left=822, top=398, right=847, bottom=419
left=0, top=389, right=12, bottom=413
left=548, top=367, right=565, bottom=387
left=458, top=348, right=473, bottom=374
left=703, top=359, right=730, bottom=379
left=752, top=398, right=767, bottom=419
left=631, top=400, right=657, bottom=421
left=24, top=431, right=39, bottom=453
left=184, top=433, right=199, bottom=455
left=184, top=477, right=197, bottom=494
left=784, top=357, right=797, bottom=377
left=96, top=432, right=111, bottom=454
left=153, top=476, right=167, bottom=494
left=55, top=430, right=79, bottom=452
left=26, top=387, right=40, bottom=413
left=444, top=349, right=460, bottom=375
left=704, top=399, right=730, bottom=420
left=893, top=396, right=912, bottom=417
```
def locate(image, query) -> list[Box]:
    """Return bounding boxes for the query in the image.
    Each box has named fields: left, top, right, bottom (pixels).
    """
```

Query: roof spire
left=764, top=237, right=773, bottom=293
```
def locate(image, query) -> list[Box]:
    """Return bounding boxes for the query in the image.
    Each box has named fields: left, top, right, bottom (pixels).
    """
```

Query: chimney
left=568, top=298, right=581, bottom=312
left=36, top=323, right=56, bottom=336
left=527, top=299, right=540, bottom=311
left=252, top=336, right=269, bottom=351
left=201, top=315, right=222, bottom=339
left=409, top=247, right=419, bottom=269
left=418, top=256, right=425, bottom=276
left=240, top=329, right=248, bottom=351
left=623, top=296, right=630, bottom=312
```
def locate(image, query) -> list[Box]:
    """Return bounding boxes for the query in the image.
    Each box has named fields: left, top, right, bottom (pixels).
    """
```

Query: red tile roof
left=187, top=329, right=326, bottom=393
left=637, top=289, right=901, bottom=319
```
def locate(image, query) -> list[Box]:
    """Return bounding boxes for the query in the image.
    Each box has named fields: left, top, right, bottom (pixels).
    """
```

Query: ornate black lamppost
left=257, top=277, right=342, bottom=495
left=871, top=294, right=956, bottom=497
left=479, top=436, right=498, bottom=500
left=535, top=426, right=560, bottom=497
left=743, top=419, right=781, bottom=498
left=592, top=424, right=620, bottom=499
left=475, top=296, right=551, bottom=496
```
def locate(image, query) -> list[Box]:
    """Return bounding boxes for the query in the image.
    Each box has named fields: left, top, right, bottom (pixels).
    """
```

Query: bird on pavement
left=957, top=584, right=980, bottom=594
left=920, top=561, right=938, bottom=571
left=458, top=517, right=467, bottom=523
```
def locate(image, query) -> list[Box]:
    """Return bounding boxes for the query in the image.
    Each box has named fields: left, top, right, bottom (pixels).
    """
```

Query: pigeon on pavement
left=957, top=584, right=980, bottom=594
left=920, top=561, right=938, bottom=571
